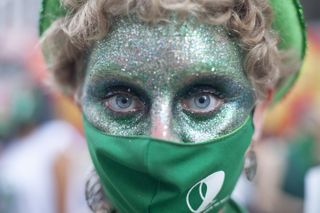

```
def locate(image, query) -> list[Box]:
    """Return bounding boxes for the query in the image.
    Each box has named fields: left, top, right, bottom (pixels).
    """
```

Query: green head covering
left=39, top=0, right=306, bottom=102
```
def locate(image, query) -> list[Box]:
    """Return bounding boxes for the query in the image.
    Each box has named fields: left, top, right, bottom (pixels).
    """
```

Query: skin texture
left=81, top=16, right=256, bottom=143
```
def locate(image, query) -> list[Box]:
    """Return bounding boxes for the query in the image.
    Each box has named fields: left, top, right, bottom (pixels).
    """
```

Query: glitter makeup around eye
left=81, top=15, right=256, bottom=143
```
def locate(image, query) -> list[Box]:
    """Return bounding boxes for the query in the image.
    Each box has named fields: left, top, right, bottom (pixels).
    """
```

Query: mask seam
left=148, top=180, right=160, bottom=213
left=145, top=138, right=152, bottom=173
left=146, top=140, right=160, bottom=213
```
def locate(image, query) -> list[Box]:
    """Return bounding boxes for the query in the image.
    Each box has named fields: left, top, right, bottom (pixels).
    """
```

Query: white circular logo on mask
left=186, top=171, right=225, bottom=213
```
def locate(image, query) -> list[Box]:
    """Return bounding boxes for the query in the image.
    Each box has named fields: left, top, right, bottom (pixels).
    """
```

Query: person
left=0, top=33, right=91, bottom=213
left=39, top=0, right=306, bottom=212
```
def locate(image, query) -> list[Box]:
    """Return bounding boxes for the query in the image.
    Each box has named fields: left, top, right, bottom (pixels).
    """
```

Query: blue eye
left=116, top=95, right=132, bottom=109
left=105, top=92, right=144, bottom=114
left=194, top=95, right=210, bottom=109
left=181, top=91, right=222, bottom=115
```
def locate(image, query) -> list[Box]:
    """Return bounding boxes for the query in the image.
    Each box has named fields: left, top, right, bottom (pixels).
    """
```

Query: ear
left=252, top=89, right=274, bottom=142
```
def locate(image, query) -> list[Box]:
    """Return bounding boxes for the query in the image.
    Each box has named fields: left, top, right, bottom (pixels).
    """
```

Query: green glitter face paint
left=81, top=16, right=256, bottom=143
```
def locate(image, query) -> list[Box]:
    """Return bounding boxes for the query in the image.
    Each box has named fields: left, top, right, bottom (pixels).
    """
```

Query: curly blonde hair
left=42, top=0, right=296, bottom=99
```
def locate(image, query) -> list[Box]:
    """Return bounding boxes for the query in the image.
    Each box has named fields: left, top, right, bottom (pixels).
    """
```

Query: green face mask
left=83, top=116, right=254, bottom=213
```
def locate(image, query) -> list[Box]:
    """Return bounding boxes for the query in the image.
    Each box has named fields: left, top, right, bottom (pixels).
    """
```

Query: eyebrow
left=88, top=60, right=122, bottom=78
left=174, top=71, right=246, bottom=89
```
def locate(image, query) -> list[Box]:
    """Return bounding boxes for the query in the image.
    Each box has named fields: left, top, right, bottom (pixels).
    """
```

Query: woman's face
left=81, top=17, right=256, bottom=143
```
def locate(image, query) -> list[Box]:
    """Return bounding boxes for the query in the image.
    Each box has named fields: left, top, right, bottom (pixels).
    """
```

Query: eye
left=105, top=92, right=144, bottom=114
left=181, top=89, right=223, bottom=115
left=193, top=95, right=211, bottom=109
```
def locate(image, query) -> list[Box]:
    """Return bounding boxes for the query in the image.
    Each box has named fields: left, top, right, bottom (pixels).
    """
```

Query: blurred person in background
left=282, top=106, right=320, bottom=199
left=0, top=32, right=91, bottom=213
left=303, top=112, right=320, bottom=212
left=0, top=0, right=100, bottom=213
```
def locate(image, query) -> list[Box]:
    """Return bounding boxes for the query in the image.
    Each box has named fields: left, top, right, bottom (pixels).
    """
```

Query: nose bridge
left=150, top=96, right=179, bottom=142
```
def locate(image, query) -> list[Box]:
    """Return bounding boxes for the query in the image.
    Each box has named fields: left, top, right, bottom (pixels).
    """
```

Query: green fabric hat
left=39, top=0, right=306, bottom=102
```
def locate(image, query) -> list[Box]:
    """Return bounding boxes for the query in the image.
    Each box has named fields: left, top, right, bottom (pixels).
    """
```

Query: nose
left=150, top=98, right=179, bottom=142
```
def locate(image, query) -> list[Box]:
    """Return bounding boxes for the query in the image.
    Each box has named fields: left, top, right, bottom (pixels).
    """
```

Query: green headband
left=39, top=0, right=306, bottom=102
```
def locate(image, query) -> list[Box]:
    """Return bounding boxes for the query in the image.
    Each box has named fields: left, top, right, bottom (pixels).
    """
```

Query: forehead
left=87, top=16, right=249, bottom=87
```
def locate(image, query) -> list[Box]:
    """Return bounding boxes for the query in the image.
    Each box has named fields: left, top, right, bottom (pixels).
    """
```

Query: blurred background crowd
left=0, top=0, right=319, bottom=213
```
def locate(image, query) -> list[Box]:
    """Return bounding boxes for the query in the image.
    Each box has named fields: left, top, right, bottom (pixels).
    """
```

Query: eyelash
left=184, top=87, right=225, bottom=99
left=104, top=86, right=146, bottom=101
